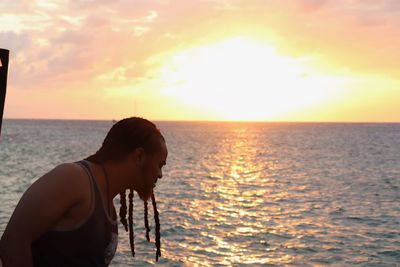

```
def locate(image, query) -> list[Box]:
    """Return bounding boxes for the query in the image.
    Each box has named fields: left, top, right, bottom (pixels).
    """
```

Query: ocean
left=0, top=119, right=399, bottom=266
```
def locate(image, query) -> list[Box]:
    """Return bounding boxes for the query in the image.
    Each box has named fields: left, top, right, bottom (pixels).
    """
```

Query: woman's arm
left=0, top=163, right=85, bottom=267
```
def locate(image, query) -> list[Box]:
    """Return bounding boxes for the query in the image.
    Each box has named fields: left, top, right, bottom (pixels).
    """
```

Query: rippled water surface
left=1, top=120, right=399, bottom=266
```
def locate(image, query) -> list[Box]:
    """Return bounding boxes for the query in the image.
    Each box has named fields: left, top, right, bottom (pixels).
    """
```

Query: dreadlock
left=144, top=200, right=150, bottom=242
left=119, top=190, right=128, bottom=231
left=151, top=192, right=161, bottom=261
left=85, top=117, right=164, bottom=262
left=128, top=189, right=135, bottom=257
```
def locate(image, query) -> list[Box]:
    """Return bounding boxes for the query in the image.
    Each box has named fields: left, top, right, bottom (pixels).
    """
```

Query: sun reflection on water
left=181, top=124, right=295, bottom=265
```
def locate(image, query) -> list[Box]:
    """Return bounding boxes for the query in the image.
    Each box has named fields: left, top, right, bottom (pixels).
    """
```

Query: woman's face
left=135, top=138, right=168, bottom=201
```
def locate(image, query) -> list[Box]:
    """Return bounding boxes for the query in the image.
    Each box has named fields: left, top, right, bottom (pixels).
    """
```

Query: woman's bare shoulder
left=0, top=162, right=92, bottom=247
left=37, top=162, right=88, bottom=189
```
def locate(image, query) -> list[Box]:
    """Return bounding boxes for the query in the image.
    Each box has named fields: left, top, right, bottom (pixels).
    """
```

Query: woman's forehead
left=159, top=140, right=168, bottom=159
left=152, top=138, right=168, bottom=160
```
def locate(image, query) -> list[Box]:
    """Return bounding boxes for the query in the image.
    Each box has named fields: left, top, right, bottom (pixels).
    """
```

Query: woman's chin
left=137, top=188, right=153, bottom=201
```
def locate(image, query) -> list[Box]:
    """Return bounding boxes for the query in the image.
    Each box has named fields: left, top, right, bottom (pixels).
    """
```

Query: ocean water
left=0, top=119, right=399, bottom=266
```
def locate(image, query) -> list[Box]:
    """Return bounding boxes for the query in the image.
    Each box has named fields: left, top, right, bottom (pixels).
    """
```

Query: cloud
left=0, top=0, right=36, bottom=13
left=296, top=0, right=327, bottom=12
left=0, top=3, right=152, bottom=88
left=1, top=0, right=400, bottom=93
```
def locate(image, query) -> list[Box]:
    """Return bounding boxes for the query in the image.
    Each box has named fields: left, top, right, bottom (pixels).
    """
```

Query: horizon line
left=3, top=117, right=400, bottom=124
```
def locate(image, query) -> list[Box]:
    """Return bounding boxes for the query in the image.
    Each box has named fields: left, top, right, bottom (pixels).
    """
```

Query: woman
left=0, top=117, right=168, bottom=266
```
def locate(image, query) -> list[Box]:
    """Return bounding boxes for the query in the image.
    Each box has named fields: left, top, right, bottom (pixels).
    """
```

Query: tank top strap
left=76, top=160, right=103, bottom=199
left=76, top=160, right=117, bottom=225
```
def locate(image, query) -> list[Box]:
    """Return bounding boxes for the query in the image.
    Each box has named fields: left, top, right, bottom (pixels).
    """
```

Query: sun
left=160, top=37, right=343, bottom=121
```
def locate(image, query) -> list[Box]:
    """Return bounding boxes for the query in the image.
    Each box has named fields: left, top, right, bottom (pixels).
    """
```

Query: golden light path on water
left=157, top=123, right=301, bottom=265
left=198, top=129, right=271, bottom=264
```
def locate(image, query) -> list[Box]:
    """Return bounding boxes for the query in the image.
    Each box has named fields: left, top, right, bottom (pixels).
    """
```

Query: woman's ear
left=133, top=147, right=146, bottom=165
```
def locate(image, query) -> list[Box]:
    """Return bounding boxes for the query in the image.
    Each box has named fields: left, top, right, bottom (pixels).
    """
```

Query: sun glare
left=160, top=37, right=344, bottom=121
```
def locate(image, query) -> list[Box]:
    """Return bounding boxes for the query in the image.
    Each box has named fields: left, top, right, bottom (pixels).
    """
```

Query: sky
left=1, top=0, right=400, bottom=122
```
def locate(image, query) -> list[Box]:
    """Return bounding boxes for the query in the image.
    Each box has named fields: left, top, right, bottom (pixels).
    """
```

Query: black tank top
left=31, top=160, right=118, bottom=267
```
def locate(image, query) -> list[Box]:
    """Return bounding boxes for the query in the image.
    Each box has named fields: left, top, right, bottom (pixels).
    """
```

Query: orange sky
left=1, top=0, right=399, bottom=122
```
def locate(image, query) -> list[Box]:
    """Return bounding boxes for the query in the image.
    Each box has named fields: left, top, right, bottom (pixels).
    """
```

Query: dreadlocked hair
left=119, top=190, right=128, bottom=231
left=144, top=200, right=150, bottom=242
left=118, top=190, right=161, bottom=261
left=128, top=189, right=135, bottom=257
left=151, top=192, right=161, bottom=261
left=85, top=117, right=164, bottom=262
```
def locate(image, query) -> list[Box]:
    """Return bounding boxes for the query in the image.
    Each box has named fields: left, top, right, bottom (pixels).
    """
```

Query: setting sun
left=160, top=37, right=346, bottom=121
